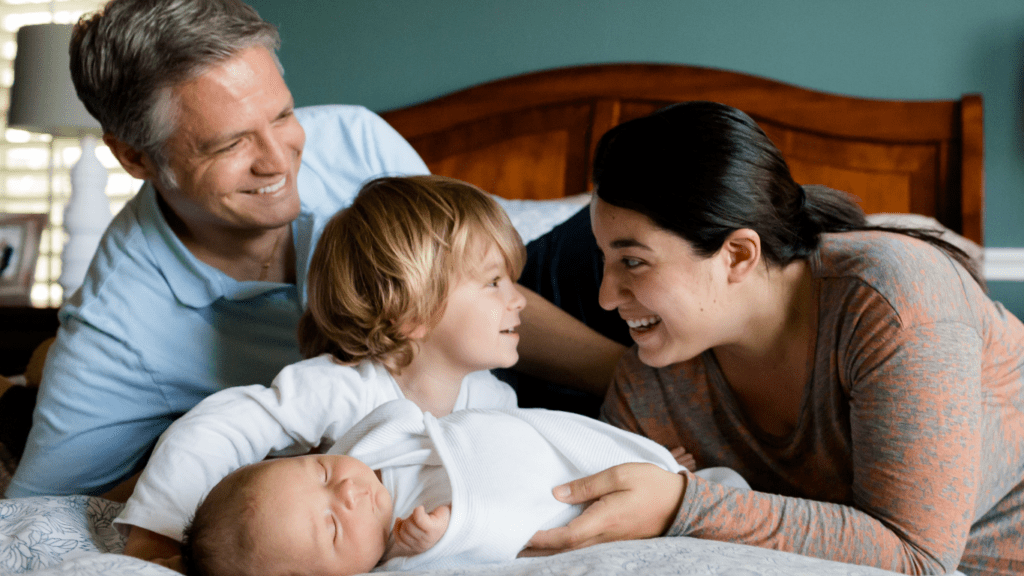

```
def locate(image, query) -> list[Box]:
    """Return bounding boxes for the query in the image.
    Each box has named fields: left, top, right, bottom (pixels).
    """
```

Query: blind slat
left=1, top=0, right=141, bottom=307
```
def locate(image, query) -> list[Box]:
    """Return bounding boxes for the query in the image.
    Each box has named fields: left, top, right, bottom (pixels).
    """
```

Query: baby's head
left=182, top=454, right=393, bottom=576
left=298, top=175, right=526, bottom=372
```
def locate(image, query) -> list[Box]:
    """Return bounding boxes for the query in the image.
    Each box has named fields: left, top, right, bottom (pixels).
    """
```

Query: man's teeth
left=253, top=178, right=286, bottom=194
left=626, top=316, right=661, bottom=329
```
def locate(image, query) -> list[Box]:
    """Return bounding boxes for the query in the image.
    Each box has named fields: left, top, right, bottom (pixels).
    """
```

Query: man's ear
left=721, top=228, right=761, bottom=284
left=103, top=134, right=159, bottom=181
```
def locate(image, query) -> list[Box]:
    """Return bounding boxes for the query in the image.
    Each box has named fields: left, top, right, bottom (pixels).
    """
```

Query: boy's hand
left=670, top=446, right=696, bottom=470
left=387, top=504, right=451, bottom=559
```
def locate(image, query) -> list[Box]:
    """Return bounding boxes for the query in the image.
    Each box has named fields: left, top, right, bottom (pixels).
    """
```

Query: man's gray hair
left=70, top=0, right=282, bottom=168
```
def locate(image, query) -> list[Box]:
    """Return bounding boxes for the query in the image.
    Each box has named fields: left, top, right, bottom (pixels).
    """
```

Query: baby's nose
left=338, top=479, right=364, bottom=508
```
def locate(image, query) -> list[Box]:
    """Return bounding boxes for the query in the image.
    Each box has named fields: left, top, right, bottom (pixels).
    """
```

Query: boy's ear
left=103, top=134, right=160, bottom=181
left=399, top=320, right=429, bottom=341
left=721, top=228, right=761, bottom=284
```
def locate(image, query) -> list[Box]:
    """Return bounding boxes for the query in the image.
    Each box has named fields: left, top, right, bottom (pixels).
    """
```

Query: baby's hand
left=388, top=504, right=451, bottom=559
left=670, top=447, right=696, bottom=470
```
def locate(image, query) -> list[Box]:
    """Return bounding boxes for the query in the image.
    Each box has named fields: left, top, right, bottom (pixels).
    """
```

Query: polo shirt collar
left=137, top=182, right=302, bottom=308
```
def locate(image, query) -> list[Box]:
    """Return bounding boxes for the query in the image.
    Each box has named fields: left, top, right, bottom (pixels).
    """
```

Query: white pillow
left=490, top=193, right=591, bottom=244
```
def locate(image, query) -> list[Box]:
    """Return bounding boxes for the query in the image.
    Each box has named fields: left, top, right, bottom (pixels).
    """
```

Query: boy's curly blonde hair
left=297, top=175, right=526, bottom=372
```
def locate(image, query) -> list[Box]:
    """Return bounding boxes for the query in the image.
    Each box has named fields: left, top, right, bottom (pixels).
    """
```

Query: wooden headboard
left=381, top=63, right=984, bottom=245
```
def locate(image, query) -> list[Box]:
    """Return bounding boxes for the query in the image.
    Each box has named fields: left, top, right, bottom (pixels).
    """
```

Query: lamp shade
left=7, top=23, right=101, bottom=137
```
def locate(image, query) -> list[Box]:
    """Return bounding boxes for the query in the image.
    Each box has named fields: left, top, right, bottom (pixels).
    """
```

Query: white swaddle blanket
left=329, top=400, right=748, bottom=572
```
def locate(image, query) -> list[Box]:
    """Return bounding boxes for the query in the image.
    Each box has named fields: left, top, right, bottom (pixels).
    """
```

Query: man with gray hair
left=6, top=0, right=624, bottom=523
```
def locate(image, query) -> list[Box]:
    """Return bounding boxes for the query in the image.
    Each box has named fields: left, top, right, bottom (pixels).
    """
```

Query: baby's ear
left=151, top=555, right=186, bottom=574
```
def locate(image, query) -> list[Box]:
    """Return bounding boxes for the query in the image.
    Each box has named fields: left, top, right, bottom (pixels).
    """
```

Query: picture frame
left=0, top=213, right=47, bottom=306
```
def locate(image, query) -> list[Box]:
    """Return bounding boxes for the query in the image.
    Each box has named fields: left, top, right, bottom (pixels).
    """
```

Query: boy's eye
left=486, top=276, right=501, bottom=287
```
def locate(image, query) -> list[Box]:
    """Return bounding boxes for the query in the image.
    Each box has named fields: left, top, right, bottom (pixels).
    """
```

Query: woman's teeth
left=626, top=316, right=661, bottom=330
left=253, top=177, right=286, bottom=194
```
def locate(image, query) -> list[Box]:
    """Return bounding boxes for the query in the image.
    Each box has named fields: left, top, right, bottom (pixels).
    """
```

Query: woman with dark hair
left=526, top=102, right=1023, bottom=576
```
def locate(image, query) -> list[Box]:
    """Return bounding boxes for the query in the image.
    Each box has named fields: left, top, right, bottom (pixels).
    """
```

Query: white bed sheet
left=1, top=495, right=906, bottom=576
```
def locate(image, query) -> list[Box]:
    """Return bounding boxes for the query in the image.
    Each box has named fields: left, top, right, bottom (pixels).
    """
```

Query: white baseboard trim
left=984, top=248, right=1024, bottom=281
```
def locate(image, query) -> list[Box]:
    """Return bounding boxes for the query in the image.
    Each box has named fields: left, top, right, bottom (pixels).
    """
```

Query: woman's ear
left=721, top=229, right=761, bottom=284
left=103, top=134, right=160, bottom=181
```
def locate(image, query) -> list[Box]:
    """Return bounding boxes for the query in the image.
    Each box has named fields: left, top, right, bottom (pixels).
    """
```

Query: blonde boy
left=116, top=175, right=527, bottom=566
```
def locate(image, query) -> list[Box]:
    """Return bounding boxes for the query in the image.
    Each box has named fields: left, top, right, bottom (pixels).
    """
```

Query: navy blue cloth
left=506, top=207, right=631, bottom=417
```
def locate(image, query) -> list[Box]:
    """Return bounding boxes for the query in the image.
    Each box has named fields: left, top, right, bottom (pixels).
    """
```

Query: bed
left=1, top=63, right=984, bottom=576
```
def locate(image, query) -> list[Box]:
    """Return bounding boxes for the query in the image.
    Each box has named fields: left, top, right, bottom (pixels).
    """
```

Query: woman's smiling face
left=591, top=196, right=727, bottom=368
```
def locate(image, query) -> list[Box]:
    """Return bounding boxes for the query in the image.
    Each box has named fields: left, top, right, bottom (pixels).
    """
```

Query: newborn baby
left=182, top=400, right=749, bottom=576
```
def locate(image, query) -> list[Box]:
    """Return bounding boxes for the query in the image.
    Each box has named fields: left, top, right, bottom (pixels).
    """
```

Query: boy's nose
left=509, top=285, right=527, bottom=311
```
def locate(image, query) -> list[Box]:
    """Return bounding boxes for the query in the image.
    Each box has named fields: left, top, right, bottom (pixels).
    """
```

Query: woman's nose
left=597, top=268, right=624, bottom=311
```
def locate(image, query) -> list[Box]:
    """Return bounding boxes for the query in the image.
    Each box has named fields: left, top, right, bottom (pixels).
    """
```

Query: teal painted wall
left=247, top=0, right=1023, bottom=315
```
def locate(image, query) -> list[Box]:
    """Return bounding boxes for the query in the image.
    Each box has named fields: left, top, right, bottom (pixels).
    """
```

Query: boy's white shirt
left=114, top=353, right=516, bottom=540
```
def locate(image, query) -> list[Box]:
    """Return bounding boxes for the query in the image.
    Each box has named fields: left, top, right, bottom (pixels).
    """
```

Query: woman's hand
left=521, top=463, right=686, bottom=556
left=670, top=447, right=696, bottom=470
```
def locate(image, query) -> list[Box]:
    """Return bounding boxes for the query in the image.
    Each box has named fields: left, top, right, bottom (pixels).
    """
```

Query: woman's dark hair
left=592, top=101, right=984, bottom=287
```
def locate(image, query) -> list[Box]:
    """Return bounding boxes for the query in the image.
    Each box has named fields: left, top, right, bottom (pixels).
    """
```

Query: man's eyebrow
left=200, top=101, right=295, bottom=153
left=199, top=129, right=249, bottom=153
left=609, top=238, right=652, bottom=250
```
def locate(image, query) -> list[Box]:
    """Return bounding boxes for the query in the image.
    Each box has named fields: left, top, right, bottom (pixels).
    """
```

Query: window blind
left=1, top=0, right=142, bottom=307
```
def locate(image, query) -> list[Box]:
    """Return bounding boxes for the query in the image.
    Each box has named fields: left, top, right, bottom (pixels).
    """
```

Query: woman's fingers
left=670, top=447, right=696, bottom=470
left=525, top=463, right=687, bottom=554
left=549, top=464, right=628, bottom=504
left=528, top=495, right=615, bottom=550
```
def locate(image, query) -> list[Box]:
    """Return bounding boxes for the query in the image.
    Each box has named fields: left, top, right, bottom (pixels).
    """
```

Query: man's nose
left=253, top=132, right=289, bottom=174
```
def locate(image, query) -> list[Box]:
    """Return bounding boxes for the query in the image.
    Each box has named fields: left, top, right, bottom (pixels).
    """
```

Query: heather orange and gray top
left=602, top=231, right=1024, bottom=576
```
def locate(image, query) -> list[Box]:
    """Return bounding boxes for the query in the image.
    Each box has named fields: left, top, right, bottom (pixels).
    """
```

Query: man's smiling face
left=155, top=45, right=306, bottom=238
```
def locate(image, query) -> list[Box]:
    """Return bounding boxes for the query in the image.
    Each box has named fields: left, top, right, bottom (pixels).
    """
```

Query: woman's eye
left=622, top=257, right=643, bottom=269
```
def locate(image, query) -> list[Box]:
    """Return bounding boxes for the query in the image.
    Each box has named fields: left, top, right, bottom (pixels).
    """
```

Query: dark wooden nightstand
left=0, top=307, right=59, bottom=376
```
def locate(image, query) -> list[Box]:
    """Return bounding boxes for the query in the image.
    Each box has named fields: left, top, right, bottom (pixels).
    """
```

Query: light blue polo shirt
left=7, top=105, right=429, bottom=497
